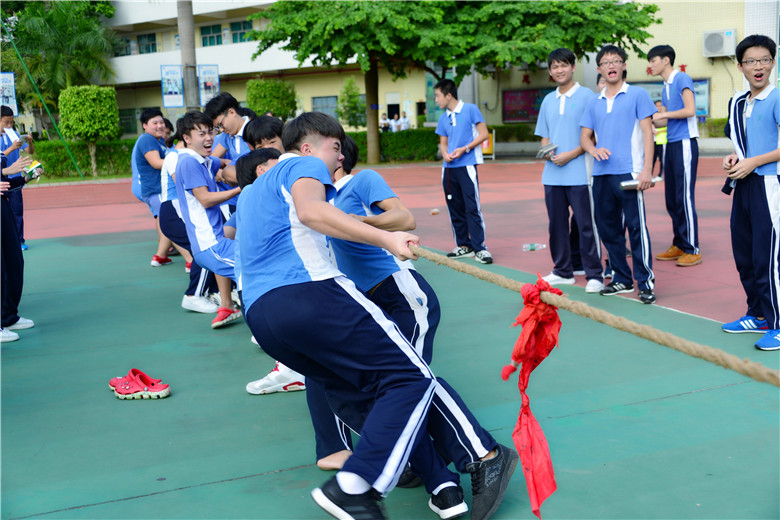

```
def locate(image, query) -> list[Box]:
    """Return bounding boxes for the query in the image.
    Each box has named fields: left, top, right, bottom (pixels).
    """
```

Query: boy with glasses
left=580, top=45, right=658, bottom=304
left=721, top=34, right=780, bottom=351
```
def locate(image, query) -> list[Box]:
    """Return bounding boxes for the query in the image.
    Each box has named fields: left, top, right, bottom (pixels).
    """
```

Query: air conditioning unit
left=703, top=29, right=737, bottom=58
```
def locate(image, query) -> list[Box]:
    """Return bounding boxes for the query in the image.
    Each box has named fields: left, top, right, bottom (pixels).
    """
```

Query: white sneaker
left=250, top=335, right=259, bottom=346
left=573, top=269, right=586, bottom=276
left=7, top=317, right=34, bottom=330
left=0, top=328, right=20, bottom=342
left=542, top=272, right=575, bottom=285
left=585, top=279, right=605, bottom=293
left=246, top=361, right=306, bottom=395
left=181, top=295, right=219, bottom=314
left=231, top=288, right=241, bottom=308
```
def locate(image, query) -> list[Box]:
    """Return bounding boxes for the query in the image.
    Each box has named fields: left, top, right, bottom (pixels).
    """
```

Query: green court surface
left=2, top=231, right=778, bottom=520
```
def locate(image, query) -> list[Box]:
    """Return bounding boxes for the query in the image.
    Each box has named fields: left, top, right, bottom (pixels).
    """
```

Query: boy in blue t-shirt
left=721, top=35, right=780, bottom=351
left=580, top=45, right=658, bottom=304
left=236, top=112, right=517, bottom=519
left=0, top=105, right=34, bottom=250
left=648, top=44, right=702, bottom=267
left=434, top=79, right=493, bottom=264
left=534, top=48, right=602, bottom=293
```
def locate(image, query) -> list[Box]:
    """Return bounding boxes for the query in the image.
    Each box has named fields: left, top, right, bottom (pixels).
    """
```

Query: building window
left=114, top=37, right=132, bottom=57
left=118, top=109, right=138, bottom=135
left=312, top=96, right=338, bottom=120
left=137, top=33, right=157, bottom=54
left=201, top=24, right=223, bottom=47
left=230, top=21, right=252, bottom=43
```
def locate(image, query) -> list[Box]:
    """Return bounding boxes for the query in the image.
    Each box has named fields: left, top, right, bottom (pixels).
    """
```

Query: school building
left=103, top=0, right=779, bottom=136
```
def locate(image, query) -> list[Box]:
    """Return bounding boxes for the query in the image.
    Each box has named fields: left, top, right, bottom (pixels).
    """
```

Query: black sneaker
left=429, top=485, right=468, bottom=519
left=638, top=289, right=656, bottom=304
left=311, top=476, right=387, bottom=520
left=465, top=444, right=519, bottom=520
left=447, top=246, right=475, bottom=259
left=599, top=281, right=634, bottom=296
left=396, top=465, right=423, bottom=488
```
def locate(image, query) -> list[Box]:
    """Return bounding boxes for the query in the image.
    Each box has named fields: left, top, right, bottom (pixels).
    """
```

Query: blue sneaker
left=722, top=316, right=769, bottom=334
left=20, top=243, right=28, bottom=251
left=755, top=330, right=780, bottom=351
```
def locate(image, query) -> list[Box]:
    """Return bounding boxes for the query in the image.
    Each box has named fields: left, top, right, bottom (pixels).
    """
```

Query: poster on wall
left=1, top=72, right=18, bottom=114
left=633, top=79, right=710, bottom=117
left=502, top=88, right=554, bottom=123
left=198, top=65, right=220, bottom=107
left=160, top=65, right=184, bottom=108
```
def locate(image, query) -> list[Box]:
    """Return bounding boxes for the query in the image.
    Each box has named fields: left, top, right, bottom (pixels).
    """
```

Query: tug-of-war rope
left=410, top=245, right=780, bottom=388
left=411, top=244, right=779, bottom=519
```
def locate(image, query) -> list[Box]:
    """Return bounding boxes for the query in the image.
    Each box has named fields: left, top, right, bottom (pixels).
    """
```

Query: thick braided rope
left=410, top=245, right=780, bottom=388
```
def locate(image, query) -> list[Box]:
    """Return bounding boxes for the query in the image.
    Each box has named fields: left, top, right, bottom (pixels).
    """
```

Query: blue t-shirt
left=745, top=85, right=780, bottom=176
left=663, top=70, right=700, bottom=142
left=580, top=83, right=657, bottom=176
left=535, top=83, right=595, bottom=186
left=236, top=154, right=342, bottom=312
left=329, top=171, right=414, bottom=293
left=132, top=133, right=167, bottom=198
left=0, top=130, right=28, bottom=179
left=174, top=148, right=224, bottom=254
left=435, top=100, right=485, bottom=168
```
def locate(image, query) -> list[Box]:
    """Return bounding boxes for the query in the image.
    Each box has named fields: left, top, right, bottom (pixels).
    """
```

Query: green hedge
left=346, top=128, right=439, bottom=164
left=32, top=139, right=134, bottom=178
left=490, top=124, right=540, bottom=142
left=700, top=117, right=727, bottom=138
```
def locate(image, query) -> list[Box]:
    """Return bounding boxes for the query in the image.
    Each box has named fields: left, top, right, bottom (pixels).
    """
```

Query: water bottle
left=522, top=243, right=546, bottom=252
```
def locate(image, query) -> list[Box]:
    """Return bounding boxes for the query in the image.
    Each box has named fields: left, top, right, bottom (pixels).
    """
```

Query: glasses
left=740, top=57, right=774, bottom=67
left=214, top=113, right=227, bottom=132
left=599, top=59, right=624, bottom=67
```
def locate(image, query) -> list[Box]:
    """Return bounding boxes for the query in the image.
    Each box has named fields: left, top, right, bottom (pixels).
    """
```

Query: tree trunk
left=87, top=141, right=97, bottom=178
left=364, top=54, right=380, bottom=164
left=177, top=1, right=199, bottom=110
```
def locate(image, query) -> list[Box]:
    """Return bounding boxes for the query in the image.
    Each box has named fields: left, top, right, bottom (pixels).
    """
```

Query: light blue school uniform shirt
left=744, top=85, right=780, bottom=176
left=0, top=129, right=28, bottom=179
left=236, top=154, right=343, bottom=312
left=160, top=148, right=179, bottom=203
left=329, top=171, right=413, bottom=293
left=535, top=83, right=595, bottom=185
left=662, top=70, right=699, bottom=142
left=580, top=82, right=657, bottom=175
left=174, top=147, right=223, bottom=255
left=435, top=100, right=485, bottom=168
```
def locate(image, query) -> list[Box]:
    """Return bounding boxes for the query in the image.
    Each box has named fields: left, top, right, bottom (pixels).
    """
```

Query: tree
left=246, top=79, right=298, bottom=121
left=58, top=86, right=120, bottom=178
left=2, top=1, right=117, bottom=136
left=248, top=1, right=659, bottom=163
left=336, top=76, right=366, bottom=128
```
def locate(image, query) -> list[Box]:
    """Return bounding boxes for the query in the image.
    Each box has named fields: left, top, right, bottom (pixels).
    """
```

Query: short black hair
left=140, top=108, right=163, bottom=125
left=434, top=79, right=458, bottom=100
left=596, top=45, right=627, bottom=65
left=243, top=116, right=283, bottom=147
left=176, top=111, right=213, bottom=148
left=647, top=45, right=675, bottom=66
left=340, top=135, right=359, bottom=174
left=164, top=118, right=181, bottom=148
left=236, top=148, right=282, bottom=189
left=238, top=107, right=257, bottom=120
left=203, top=92, right=240, bottom=121
left=736, top=34, right=777, bottom=63
left=547, top=48, right=576, bottom=68
left=163, top=118, right=174, bottom=132
left=282, top=112, right=345, bottom=153
left=1, top=105, right=13, bottom=118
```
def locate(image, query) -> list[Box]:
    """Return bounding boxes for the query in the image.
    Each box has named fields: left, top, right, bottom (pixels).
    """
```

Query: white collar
left=446, top=100, right=465, bottom=116
left=334, top=174, right=353, bottom=191
left=748, top=84, right=776, bottom=103
left=236, top=116, right=250, bottom=138
left=279, top=152, right=299, bottom=162
left=556, top=82, right=580, bottom=99
left=665, top=69, right=679, bottom=85
left=598, top=81, right=630, bottom=100
left=178, top=147, right=208, bottom=164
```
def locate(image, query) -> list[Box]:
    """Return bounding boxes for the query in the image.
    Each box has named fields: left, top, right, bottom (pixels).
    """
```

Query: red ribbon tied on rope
left=501, top=274, right=562, bottom=519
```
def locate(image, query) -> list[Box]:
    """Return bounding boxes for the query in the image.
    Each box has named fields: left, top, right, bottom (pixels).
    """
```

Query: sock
left=432, top=481, right=457, bottom=496
left=336, top=471, right=371, bottom=495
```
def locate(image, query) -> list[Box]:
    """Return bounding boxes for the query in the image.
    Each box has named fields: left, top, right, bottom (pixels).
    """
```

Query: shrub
left=336, top=76, right=366, bottom=128
left=246, top=79, right=297, bottom=121
left=700, top=117, right=727, bottom=138
left=33, top=139, right=134, bottom=178
left=347, top=128, right=438, bottom=163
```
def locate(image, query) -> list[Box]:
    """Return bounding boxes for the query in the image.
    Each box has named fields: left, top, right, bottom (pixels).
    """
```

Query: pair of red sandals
left=109, top=368, right=170, bottom=400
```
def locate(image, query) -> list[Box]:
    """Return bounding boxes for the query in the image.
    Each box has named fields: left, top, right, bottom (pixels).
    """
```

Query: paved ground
left=3, top=158, right=778, bottom=520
